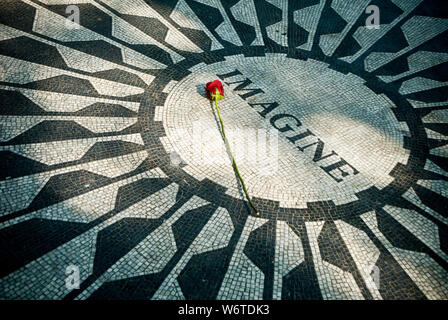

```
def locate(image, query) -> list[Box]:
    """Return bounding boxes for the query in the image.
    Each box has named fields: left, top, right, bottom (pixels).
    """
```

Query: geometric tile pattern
left=0, top=0, right=447, bottom=300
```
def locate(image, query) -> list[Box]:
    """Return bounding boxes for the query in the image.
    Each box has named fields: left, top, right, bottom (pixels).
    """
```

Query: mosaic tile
left=0, top=0, right=447, bottom=301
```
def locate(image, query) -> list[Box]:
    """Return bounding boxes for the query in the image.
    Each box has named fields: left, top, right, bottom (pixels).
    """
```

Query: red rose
left=205, top=79, right=224, bottom=101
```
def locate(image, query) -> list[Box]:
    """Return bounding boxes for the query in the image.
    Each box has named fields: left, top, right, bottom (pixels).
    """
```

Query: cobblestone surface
left=0, top=0, right=447, bottom=300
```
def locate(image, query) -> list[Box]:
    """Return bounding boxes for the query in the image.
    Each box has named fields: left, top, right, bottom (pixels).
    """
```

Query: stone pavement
left=0, top=0, right=447, bottom=300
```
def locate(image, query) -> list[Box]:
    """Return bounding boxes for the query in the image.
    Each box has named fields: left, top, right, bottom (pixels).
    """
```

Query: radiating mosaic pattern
left=0, top=0, right=447, bottom=300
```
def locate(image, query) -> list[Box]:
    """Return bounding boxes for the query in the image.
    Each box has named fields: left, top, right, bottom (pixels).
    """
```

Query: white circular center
left=159, top=55, right=409, bottom=208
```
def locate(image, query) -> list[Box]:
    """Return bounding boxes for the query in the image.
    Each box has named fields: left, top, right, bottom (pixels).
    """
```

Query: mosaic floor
left=0, top=0, right=447, bottom=300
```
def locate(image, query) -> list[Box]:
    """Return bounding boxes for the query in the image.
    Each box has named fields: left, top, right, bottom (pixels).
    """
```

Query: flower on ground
left=204, top=79, right=258, bottom=215
left=205, top=80, right=224, bottom=101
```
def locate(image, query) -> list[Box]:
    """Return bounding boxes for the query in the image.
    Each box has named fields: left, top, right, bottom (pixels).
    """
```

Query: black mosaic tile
left=0, top=218, right=88, bottom=278
left=92, top=218, right=161, bottom=275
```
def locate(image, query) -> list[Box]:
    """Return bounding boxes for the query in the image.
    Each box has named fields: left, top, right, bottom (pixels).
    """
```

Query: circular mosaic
left=145, top=53, right=415, bottom=214
left=0, top=0, right=447, bottom=300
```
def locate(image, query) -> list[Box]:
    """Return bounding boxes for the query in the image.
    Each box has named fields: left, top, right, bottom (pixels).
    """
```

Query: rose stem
left=213, top=93, right=258, bottom=215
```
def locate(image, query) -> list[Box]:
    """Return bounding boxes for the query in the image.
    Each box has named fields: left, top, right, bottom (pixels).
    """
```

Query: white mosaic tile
left=400, top=77, right=447, bottom=95
left=335, top=220, right=382, bottom=300
left=153, top=206, right=233, bottom=300
left=25, top=0, right=166, bottom=70
left=78, top=195, right=209, bottom=300
left=365, top=16, right=448, bottom=72
left=0, top=85, right=140, bottom=113
left=362, top=211, right=448, bottom=300
left=170, top=0, right=223, bottom=51
left=319, top=0, right=371, bottom=57
left=73, top=0, right=202, bottom=53
left=306, top=221, right=364, bottom=300
left=380, top=51, right=448, bottom=83
left=0, top=169, right=165, bottom=300
left=294, top=0, right=325, bottom=50
left=384, top=205, right=448, bottom=262
left=273, top=221, right=304, bottom=300
left=341, top=0, right=423, bottom=63
left=230, top=0, right=264, bottom=46
left=0, top=55, right=144, bottom=97
left=0, top=116, right=137, bottom=141
left=217, top=216, right=267, bottom=300
left=0, top=134, right=144, bottom=165
left=402, top=188, right=448, bottom=226
left=265, top=0, right=288, bottom=47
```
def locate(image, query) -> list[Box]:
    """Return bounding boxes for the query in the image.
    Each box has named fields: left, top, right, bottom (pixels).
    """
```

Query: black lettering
left=320, top=159, right=360, bottom=183
left=216, top=69, right=243, bottom=81
left=292, top=131, right=319, bottom=152
left=287, top=129, right=313, bottom=144
left=312, top=139, right=338, bottom=162
left=270, top=113, right=302, bottom=133
left=218, top=69, right=361, bottom=182
left=297, top=140, right=318, bottom=152
left=227, top=78, right=265, bottom=100
left=249, top=102, right=279, bottom=118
